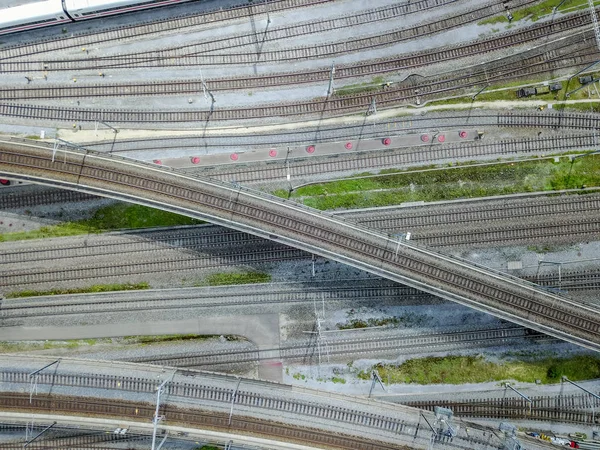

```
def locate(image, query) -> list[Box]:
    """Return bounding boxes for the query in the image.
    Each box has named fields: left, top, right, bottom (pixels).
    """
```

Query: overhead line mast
left=589, top=0, right=600, bottom=51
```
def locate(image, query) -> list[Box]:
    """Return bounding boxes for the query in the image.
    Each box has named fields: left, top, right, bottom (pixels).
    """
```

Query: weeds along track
left=0, top=0, right=539, bottom=70
left=408, top=394, right=600, bottom=425
left=127, top=327, right=554, bottom=368
left=0, top=142, right=599, bottom=350
left=0, top=0, right=334, bottom=60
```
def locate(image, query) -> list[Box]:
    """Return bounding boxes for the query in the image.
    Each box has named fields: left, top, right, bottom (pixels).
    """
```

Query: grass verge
left=287, top=155, right=600, bottom=210
left=479, top=0, right=593, bottom=25
left=336, top=76, right=386, bottom=96
left=359, top=354, right=600, bottom=384
left=5, top=282, right=150, bottom=298
left=196, top=271, right=272, bottom=286
left=0, top=203, right=204, bottom=242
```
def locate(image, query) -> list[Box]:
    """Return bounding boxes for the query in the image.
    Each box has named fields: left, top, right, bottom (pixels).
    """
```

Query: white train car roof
left=64, top=0, right=188, bottom=16
left=0, top=0, right=65, bottom=29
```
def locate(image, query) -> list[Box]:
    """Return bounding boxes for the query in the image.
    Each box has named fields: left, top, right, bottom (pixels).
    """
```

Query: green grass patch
left=359, top=354, right=600, bottom=384
left=0, top=338, right=113, bottom=353
left=287, top=155, right=600, bottom=210
left=198, top=271, right=271, bottom=286
left=25, top=135, right=41, bottom=140
left=84, top=203, right=204, bottom=229
left=331, top=376, right=346, bottom=384
left=336, top=76, right=386, bottom=96
left=554, top=101, right=600, bottom=112
left=5, top=282, right=149, bottom=298
left=337, top=317, right=399, bottom=329
left=0, top=203, right=204, bottom=242
left=479, top=0, right=594, bottom=25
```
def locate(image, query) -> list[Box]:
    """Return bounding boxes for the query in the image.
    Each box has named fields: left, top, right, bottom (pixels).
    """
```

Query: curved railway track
left=0, top=0, right=538, bottom=71
left=0, top=32, right=596, bottom=123
left=0, top=0, right=334, bottom=60
left=0, top=394, right=405, bottom=450
left=0, top=141, right=599, bottom=351
left=0, top=359, right=466, bottom=450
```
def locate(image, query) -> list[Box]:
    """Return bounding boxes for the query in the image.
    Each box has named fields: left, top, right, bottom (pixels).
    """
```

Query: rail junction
left=2, top=0, right=600, bottom=447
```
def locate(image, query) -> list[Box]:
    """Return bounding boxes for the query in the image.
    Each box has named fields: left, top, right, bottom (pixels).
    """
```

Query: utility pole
left=151, top=372, right=176, bottom=450
left=26, top=360, right=60, bottom=443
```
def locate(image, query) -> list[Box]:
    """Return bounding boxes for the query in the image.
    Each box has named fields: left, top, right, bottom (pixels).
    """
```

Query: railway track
left=0, top=394, right=406, bottom=450
left=200, top=133, right=600, bottom=184
left=128, top=327, right=555, bottom=367
left=0, top=279, right=424, bottom=318
left=2, top=192, right=600, bottom=292
left=0, top=0, right=335, bottom=60
left=408, top=394, right=600, bottom=425
left=0, top=357, right=467, bottom=450
left=72, top=111, right=600, bottom=155
left=344, top=193, right=600, bottom=230
left=0, top=0, right=539, bottom=71
left=0, top=428, right=148, bottom=449
left=0, top=29, right=595, bottom=124
left=2, top=203, right=600, bottom=291
left=0, top=245, right=308, bottom=290
left=0, top=141, right=599, bottom=351
left=526, top=269, right=600, bottom=291
left=1, top=49, right=594, bottom=125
